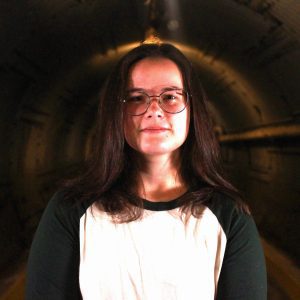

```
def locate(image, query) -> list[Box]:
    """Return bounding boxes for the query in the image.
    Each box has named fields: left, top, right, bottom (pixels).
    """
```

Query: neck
left=135, top=152, right=188, bottom=202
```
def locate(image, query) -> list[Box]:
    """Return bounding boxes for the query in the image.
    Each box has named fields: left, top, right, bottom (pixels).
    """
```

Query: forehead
left=128, top=57, right=183, bottom=90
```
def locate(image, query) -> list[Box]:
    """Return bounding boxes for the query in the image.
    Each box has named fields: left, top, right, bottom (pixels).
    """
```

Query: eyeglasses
left=122, top=88, right=189, bottom=116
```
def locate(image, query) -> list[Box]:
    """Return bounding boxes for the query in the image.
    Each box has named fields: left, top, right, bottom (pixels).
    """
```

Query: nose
left=145, top=98, right=164, bottom=118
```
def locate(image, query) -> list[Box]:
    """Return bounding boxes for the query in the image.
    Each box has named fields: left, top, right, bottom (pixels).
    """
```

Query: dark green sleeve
left=25, top=191, right=82, bottom=300
left=216, top=201, right=267, bottom=300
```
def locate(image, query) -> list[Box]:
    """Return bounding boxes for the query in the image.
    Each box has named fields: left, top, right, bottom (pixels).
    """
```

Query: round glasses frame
left=122, top=88, right=189, bottom=116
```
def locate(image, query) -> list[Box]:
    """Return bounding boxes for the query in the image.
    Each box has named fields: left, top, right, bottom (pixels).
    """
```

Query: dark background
left=0, top=0, right=299, bottom=298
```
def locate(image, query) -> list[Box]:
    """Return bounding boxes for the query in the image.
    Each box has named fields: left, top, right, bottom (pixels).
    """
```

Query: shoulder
left=40, top=189, right=94, bottom=236
left=204, top=192, right=255, bottom=239
left=46, top=190, right=85, bottom=217
left=48, top=189, right=94, bottom=213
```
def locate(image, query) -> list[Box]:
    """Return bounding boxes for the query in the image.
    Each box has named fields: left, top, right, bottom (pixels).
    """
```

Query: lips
left=140, top=127, right=170, bottom=132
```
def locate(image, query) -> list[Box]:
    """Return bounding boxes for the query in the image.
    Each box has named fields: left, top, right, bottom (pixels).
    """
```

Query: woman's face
left=123, top=57, right=190, bottom=159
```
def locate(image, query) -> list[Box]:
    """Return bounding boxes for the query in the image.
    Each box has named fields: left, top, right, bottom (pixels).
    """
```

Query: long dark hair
left=61, top=43, right=249, bottom=222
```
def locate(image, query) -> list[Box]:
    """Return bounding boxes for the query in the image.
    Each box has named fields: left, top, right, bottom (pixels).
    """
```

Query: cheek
left=123, top=120, right=131, bottom=143
left=175, top=110, right=190, bottom=138
left=186, top=111, right=191, bottom=136
left=123, top=117, right=138, bottom=146
left=186, top=108, right=191, bottom=134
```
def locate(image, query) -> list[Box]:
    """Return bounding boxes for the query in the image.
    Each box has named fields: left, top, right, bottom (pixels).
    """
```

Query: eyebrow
left=126, top=86, right=183, bottom=93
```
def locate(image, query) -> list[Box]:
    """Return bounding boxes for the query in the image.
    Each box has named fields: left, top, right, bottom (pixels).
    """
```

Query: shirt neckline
left=125, top=189, right=194, bottom=211
left=142, top=197, right=181, bottom=211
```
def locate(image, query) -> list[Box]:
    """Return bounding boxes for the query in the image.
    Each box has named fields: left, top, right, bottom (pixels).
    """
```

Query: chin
left=139, top=145, right=181, bottom=157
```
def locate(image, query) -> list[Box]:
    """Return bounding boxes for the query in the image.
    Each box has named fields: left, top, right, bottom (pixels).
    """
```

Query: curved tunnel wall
left=0, top=0, right=299, bottom=298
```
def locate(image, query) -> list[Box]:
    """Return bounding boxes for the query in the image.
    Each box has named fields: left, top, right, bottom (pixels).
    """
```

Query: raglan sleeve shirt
left=206, top=194, right=267, bottom=299
left=25, top=191, right=84, bottom=299
left=25, top=190, right=267, bottom=300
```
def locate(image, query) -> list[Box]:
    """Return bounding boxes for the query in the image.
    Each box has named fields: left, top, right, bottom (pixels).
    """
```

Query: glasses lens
left=124, top=92, right=149, bottom=115
left=160, top=89, right=187, bottom=113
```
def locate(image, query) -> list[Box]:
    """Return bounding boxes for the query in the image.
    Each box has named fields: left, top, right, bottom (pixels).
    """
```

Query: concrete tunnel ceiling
left=0, top=0, right=300, bottom=297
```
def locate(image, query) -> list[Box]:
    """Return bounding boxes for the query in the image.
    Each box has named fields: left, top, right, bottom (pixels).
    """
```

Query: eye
left=161, top=91, right=180, bottom=102
left=127, top=94, right=147, bottom=103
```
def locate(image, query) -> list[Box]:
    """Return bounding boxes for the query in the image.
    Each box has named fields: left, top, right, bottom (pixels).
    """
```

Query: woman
left=26, top=43, right=267, bottom=299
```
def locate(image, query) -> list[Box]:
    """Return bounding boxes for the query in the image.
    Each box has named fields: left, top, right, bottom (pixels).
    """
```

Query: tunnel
left=0, top=0, right=299, bottom=299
